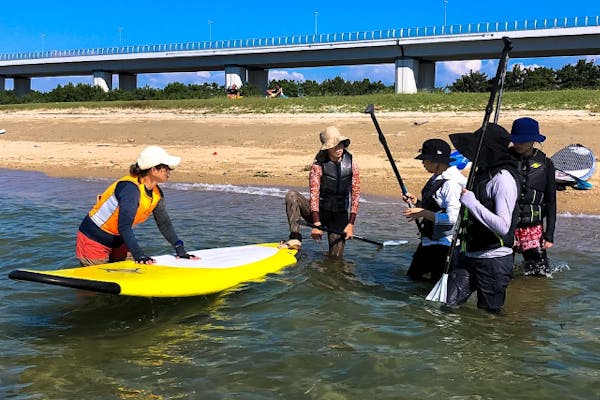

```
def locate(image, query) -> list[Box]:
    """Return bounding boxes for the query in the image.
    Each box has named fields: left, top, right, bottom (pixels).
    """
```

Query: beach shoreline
left=1, top=108, right=598, bottom=214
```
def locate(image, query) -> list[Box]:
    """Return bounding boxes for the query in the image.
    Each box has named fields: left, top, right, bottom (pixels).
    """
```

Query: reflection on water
left=1, top=169, right=599, bottom=400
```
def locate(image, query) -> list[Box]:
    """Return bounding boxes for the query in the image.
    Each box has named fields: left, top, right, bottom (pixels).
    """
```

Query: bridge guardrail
left=1, top=15, right=598, bottom=62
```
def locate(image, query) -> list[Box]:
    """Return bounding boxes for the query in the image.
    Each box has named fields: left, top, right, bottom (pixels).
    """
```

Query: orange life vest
left=88, top=175, right=162, bottom=235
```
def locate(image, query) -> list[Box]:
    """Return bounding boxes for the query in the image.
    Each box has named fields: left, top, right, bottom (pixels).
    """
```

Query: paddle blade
left=426, top=273, right=448, bottom=303
left=575, top=180, right=593, bottom=190
left=382, top=240, right=408, bottom=246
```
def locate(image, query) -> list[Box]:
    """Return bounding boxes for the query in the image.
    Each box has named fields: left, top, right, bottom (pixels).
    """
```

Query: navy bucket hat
left=510, top=117, right=546, bottom=143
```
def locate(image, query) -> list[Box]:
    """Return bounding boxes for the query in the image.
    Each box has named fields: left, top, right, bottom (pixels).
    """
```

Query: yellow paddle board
left=9, top=243, right=298, bottom=297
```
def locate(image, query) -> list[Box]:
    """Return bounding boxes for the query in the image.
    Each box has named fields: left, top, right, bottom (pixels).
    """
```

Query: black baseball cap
left=415, top=139, right=454, bottom=164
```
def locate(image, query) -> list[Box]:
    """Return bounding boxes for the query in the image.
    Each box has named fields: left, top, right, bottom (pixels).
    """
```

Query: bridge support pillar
left=418, top=61, right=436, bottom=92
left=119, top=73, right=137, bottom=91
left=395, top=57, right=418, bottom=94
left=14, top=77, right=31, bottom=97
left=93, top=71, right=112, bottom=92
left=225, top=65, right=246, bottom=89
left=0, top=76, right=5, bottom=92
left=248, top=69, right=269, bottom=95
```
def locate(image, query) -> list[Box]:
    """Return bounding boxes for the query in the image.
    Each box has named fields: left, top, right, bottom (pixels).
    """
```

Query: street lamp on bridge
left=443, top=0, right=448, bottom=26
left=208, top=20, right=214, bottom=41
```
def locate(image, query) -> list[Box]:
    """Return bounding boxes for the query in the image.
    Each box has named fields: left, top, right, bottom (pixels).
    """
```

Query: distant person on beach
left=280, top=126, right=360, bottom=257
left=266, top=83, right=286, bottom=98
left=402, top=138, right=467, bottom=283
left=445, top=124, right=520, bottom=313
left=226, top=84, right=241, bottom=99
left=508, top=117, right=556, bottom=276
left=76, top=146, right=198, bottom=266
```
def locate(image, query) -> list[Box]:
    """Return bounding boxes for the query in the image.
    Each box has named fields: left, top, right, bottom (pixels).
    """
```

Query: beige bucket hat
left=319, top=126, right=350, bottom=150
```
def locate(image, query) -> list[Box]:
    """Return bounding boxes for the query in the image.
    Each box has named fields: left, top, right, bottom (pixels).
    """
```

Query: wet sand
left=0, top=108, right=598, bottom=214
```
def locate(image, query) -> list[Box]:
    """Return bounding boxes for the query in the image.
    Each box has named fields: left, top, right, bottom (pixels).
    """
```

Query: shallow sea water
left=1, top=168, right=599, bottom=400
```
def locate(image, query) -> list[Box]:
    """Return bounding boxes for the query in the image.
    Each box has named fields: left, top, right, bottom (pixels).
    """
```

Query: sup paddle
left=364, top=104, right=423, bottom=234
left=298, top=220, right=406, bottom=247
left=427, top=36, right=513, bottom=303
left=554, top=167, right=592, bottom=190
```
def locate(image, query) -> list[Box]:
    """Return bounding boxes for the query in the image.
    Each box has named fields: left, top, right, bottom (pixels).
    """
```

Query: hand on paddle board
left=135, top=255, right=156, bottom=264
left=174, top=240, right=200, bottom=260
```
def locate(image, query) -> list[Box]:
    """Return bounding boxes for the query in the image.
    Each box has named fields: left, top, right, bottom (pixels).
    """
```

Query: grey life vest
left=318, top=152, right=353, bottom=213
left=517, top=149, right=549, bottom=225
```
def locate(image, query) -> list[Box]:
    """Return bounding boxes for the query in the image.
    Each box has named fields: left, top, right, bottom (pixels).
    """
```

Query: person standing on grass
left=76, top=146, right=198, bottom=266
left=508, top=117, right=556, bottom=276
left=280, top=126, right=360, bottom=257
left=402, top=138, right=467, bottom=283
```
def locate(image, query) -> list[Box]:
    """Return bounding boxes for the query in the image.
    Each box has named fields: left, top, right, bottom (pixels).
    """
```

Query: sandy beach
left=1, top=108, right=598, bottom=214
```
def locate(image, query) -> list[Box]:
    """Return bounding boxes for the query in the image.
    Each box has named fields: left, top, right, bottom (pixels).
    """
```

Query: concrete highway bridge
left=1, top=15, right=599, bottom=95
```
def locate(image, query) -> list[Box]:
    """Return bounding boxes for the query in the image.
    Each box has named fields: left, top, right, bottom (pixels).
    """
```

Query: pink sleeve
left=309, top=164, right=322, bottom=213
left=350, top=162, right=360, bottom=215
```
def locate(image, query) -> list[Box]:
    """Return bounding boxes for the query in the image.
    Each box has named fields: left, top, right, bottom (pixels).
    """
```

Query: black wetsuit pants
left=446, top=252, right=514, bottom=313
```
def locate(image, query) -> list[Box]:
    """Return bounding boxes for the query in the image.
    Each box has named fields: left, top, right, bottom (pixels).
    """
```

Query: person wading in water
left=280, top=126, right=360, bottom=257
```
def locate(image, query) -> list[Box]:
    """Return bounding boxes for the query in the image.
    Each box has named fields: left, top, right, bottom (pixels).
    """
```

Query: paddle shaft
left=443, top=37, right=513, bottom=274
left=364, top=104, right=423, bottom=233
left=299, top=220, right=383, bottom=247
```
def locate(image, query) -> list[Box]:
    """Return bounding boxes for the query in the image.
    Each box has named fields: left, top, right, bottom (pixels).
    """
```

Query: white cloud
left=268, top=70, right=306, bottom=81
left=339, top=64, right=395, bottom=84
left=195, top=71, right=213, bottom=79
left=435, top=60, right=483, bottom=87
left=511, top=62, right=543, bottom=70
left=141, top=71, right=224, bottom=88
left=442, top=60, right=483, bottom=75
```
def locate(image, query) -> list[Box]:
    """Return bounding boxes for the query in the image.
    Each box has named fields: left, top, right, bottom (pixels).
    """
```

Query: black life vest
left=462, top=167, right=520, bottom=252
left=420, top=176, right=446, bottom=239
left=318, top=152, right=353, bottom=212
left=516, top=149, right=549, bottom=225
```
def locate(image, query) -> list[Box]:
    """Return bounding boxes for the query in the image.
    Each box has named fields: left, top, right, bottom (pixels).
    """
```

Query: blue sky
left=1, top=0, right=598, bottom=91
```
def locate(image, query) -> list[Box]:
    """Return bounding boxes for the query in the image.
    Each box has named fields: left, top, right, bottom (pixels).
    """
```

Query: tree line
left=447, top=59, right=600, bottom=92
left=0, top=59, right=598, bottom=104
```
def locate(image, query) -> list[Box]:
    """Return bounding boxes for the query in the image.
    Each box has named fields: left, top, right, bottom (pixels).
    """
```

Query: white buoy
left=0, top=129, right=6, bottom=135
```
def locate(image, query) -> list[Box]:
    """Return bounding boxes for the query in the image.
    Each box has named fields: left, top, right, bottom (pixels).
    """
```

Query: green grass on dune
left=0, top=89, right=598, bottom=114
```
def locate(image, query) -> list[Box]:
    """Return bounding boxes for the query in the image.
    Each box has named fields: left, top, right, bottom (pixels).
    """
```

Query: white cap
left=137, top=146, right=181, bottom=170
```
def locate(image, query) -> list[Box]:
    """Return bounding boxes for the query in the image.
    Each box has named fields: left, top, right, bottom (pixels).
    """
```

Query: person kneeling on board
left=280, top=126, right=360, bottom=257
left=402, top=139, right=466, bottom=283
left=76, top=146, right=198, bottom=266
left=508, top=117, right=556, bottom=276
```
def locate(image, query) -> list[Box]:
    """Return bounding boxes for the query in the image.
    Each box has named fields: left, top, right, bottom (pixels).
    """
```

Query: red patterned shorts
left=513, top=224, right=543, bottom=253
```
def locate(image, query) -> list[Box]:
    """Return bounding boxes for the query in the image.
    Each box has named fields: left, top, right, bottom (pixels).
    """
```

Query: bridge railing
left=1, top=15, right=599, bottom=62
